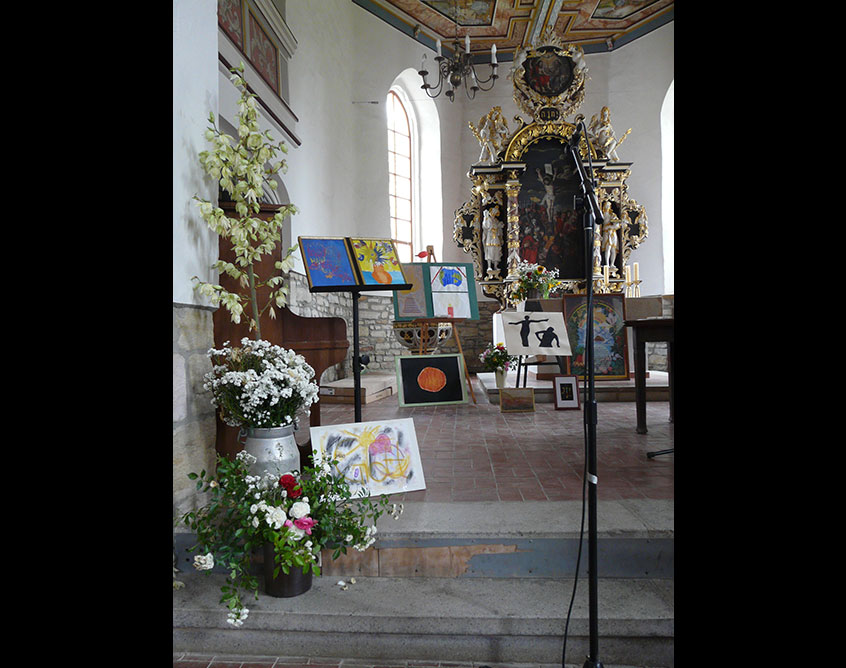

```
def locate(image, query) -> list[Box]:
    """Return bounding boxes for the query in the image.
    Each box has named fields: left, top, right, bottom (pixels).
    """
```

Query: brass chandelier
left=417, top=2, right=498, bottom=102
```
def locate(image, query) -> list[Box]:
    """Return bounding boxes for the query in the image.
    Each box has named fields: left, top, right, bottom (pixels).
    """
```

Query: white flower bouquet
left=181, top=450, right=402, bottom=627
left=204, top=337, right=320, bottom=429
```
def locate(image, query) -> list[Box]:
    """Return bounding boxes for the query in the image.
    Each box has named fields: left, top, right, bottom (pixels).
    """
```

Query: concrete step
left=172, top=573, right=673, bottom=666
left=173, top=501, right=673, bottom=666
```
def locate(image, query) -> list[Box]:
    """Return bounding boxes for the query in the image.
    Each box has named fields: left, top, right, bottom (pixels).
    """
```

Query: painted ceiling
left=353, top=0, right=673, bottom=59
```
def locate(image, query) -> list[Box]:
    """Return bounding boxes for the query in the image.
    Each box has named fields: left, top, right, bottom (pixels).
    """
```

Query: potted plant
left=479, top=342, right=518, bottom=389
left=204, top=337, right=320, bottom=474
left=181, top=450, right=401, bottom=627
left=507, top=260, right=564, bottom=307
left=191, top=61, right=311, bottom=472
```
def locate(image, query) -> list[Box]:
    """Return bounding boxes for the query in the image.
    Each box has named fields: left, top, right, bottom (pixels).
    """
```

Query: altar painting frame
left=516, top=136, right=585, bottom=282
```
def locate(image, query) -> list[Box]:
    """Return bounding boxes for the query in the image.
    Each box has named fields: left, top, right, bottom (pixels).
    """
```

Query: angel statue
left=588, top=106, right=631, bottom=162
left=470, top=107, right=511, bottom=164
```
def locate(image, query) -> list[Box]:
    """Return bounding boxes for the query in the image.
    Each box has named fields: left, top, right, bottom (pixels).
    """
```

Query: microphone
left=568, top=123, right=583, bottom=150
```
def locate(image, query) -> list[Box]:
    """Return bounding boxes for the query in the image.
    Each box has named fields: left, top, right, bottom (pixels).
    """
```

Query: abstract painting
left=349, top=238, right=407, bottom=286
left=499, top=387, right=535, bottom=413
left=396, top=354, right=468, bottom=407
left=393, top=262, right=428, bottom=321
left=298, top=237, right=360, bottom=290
left=309, top=418, right=425, bottom=497
left=562, top=293, right=629, bottom=380
left=501, top=311, right=572, bottom=357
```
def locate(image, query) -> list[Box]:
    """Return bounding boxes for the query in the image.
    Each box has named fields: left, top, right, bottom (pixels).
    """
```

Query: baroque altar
left=453, top=28, right=649, bottom=308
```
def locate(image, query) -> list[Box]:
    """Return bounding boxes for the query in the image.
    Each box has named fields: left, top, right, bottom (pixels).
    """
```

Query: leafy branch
left=192, top=62, right=299, bottom=340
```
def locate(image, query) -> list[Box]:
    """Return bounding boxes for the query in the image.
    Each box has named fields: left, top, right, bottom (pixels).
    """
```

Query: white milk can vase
left=243, top=424, right=300, bottom=477
left=495, top=369, right=507, bottom=389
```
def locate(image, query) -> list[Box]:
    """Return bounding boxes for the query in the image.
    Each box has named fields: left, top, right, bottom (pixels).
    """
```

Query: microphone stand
left=567, top=121, right=604, bottom=668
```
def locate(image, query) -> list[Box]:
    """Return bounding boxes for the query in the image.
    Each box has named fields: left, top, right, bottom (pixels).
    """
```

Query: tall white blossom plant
left=192, top=62, right=298, bottom=340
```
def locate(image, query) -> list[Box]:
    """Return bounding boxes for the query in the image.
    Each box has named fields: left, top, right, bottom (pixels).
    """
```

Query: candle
left=633, top=262, right=639, bottom=281
left=465, top=34, right=470, bottom=53
left=436, top=39, right=441, bottom=56
left=421, top=53, right=426, bottom=72
left=625, top=265, right=631, bottom=283
left=603, top=265, right=609, bottom=284
left=491, top=43, right=497, bottom=64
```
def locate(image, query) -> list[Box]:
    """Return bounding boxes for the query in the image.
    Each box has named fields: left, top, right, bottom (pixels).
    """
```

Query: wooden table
left=625, top=318, right=674, bottom=443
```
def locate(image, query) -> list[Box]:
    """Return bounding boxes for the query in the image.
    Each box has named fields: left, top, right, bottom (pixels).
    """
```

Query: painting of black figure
left=518, top=138, right=584, bottom=280
left=502, top=312, right=572, bottom=357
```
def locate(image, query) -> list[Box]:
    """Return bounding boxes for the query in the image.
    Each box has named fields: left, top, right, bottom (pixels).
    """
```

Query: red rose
left=279, top=474, right=303, bottom=498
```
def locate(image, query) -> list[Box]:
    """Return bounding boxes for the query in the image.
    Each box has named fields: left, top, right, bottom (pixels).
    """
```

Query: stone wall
left=173, top=303, right=218, bottom=521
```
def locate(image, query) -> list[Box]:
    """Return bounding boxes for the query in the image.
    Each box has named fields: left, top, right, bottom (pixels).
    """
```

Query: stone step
left=174, top=500, right=674, bottom=580
left=477, top=370, right=670, bottom=403
left=172, top=572, right=674, bottom=666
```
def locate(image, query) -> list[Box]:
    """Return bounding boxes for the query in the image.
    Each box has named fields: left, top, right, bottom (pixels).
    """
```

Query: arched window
left=660, top=80, right=674, bottom=294
left=387, top=90, right=413, bottom=263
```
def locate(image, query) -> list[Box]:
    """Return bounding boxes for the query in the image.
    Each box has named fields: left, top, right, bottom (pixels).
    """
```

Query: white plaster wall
left=173, top=1, right=673, bottom=300
left=173, top=0, right=220, bottom=305
left=283, top=0, right=466, bottom=274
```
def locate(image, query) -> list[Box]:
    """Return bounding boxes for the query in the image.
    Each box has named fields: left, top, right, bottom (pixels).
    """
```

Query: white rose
left=193, top=553, right=214, bottom=570
left=289, top=501, right=310, bottom=519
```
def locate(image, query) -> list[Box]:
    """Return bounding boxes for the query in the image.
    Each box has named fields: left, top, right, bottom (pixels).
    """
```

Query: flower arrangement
left=479, top=342, right=517, bottom=372
left=181, top=450, right=401, bottom=627
left=507, top=261, right=564, bottom=306
left=204, top=337, right=320, bottom=429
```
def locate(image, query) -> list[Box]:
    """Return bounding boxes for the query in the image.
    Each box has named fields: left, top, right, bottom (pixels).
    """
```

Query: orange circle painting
left=417, top=366, right=447, bottom=393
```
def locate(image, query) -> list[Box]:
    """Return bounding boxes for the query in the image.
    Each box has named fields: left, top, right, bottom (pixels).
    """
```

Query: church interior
left=174, top=1, right=674, bottom=666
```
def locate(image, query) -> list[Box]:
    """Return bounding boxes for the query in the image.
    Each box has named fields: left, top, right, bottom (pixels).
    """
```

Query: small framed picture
left=348, top=238, right=408, bottom=287
left=298, top=236, right=361, bottom=291
left=552, top=374, right=581, bottom=410
left=499, top=387, right=535, bottom=413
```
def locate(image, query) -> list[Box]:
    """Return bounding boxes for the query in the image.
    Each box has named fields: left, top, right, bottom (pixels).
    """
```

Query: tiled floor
left=172, top=654, right=605, bottom=667
left=314, top=374, right=673, bottom=503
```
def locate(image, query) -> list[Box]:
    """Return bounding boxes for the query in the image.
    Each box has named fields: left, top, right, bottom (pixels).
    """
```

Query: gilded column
left=504, top=173, right=522, bottom=280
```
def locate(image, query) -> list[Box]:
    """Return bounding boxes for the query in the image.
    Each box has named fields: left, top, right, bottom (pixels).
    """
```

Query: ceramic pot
left=243, top=424, right=299, bottom=477
left=262, top=543, right=313, bottom=598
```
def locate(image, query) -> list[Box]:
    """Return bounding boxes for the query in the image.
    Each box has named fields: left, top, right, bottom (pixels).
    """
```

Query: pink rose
left=293, top=517, right=316, bottom=534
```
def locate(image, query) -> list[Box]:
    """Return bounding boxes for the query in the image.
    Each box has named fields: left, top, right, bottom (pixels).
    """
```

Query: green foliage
left=180, top=451, right=400, bottom=627
left=192, top=62, right=299, bottom=339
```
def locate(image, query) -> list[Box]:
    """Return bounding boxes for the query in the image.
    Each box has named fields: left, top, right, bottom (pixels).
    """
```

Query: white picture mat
left=502, top=311, right=572, bottom=356
left=432, top=290, right=472, bottom=318
left=309, top=417, right=425, bottom=497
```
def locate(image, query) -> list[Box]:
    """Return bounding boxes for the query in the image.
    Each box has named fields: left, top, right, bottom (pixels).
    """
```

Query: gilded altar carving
left=454, top=28, right=649, bottom=308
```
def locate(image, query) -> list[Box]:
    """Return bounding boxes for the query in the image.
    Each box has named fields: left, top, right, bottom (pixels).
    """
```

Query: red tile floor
left=313, top=374, right=674, bottom=503
left=175, top=376, right=672, bottom=668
